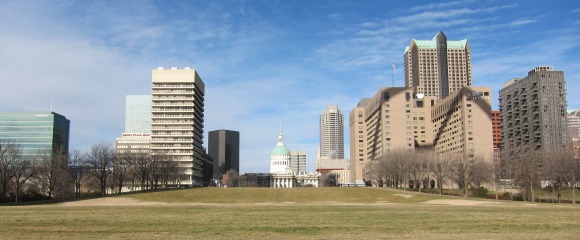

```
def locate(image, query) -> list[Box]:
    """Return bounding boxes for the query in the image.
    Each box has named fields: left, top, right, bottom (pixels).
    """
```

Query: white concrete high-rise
left=319, top=105, right=344, bottom=159
left=151, top=67, right=205, bottom=187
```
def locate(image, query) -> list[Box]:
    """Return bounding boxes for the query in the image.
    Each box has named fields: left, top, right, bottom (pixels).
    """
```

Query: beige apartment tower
left=349, top=88, right=436, bottom=183
left=151, top=67, right=205, bottom=187
left=349, top=86, right=493, bottom=183
left=432, top=86, right=493, bottom=161
left=404, top=31, right=472, bottom=99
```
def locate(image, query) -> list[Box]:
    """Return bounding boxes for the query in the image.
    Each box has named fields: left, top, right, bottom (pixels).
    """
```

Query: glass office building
left=0, top=112, right=70, bottom=157
left=125, top=95, right=152, bottom=133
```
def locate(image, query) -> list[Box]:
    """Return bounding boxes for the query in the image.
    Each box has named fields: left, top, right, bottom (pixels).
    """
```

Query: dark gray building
left=208, top=130, right=239, bottom=179
left=499, top=66, right=568, bottom=156
left=0, top=111, right=70, bottom=157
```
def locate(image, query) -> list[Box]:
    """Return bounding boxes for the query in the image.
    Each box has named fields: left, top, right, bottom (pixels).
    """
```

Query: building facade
left=151, top=67, right=205, bottom=187
left=125, top=95, right=152, bottom=134
left=349, top=86, right=493, bottom=184
left=115, top=95, right=152, bottom=156
left=404, top=31, right=472, bottom=99
left=208, top=129, right=240, bottom=179
left=0, top=112, right=70, bottom=157
left=319, top=105, right=344, bottom=159
left=348, top=88, right=438, bottom=183
left=290, top=151, right=306, bottom=174
left=268, top=125, right=318, bottom=188
left=431, top=86, right=493, bottom=160
left=499, top=66, right=568, bottom=157
left=270, top=129, right=292, bottom=174
left=492, top=110, right=502, bottom=149
left=568, top=110, right=580, bottom=141
left=349, top=99, right=370, bottom=184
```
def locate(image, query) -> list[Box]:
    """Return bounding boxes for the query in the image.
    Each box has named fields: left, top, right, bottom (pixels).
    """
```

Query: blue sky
left=1, top=0, right=579, bottom=173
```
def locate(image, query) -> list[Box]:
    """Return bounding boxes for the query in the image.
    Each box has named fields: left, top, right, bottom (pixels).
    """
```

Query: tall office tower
left=151, top=67, right=205, bottom=187
left=0, top=112, right=70, bottom=157
left=208, top=129, right=240, bottom=179
left=568, top=110, right=580, bottom=141
left=492, top=110, right=502, bottom=149
left=404, top=31, right=472, bottom=99
left=290, top=151, right=306, bottom=174
left=125, top=95, right=152, bottom=133
left=116, top=95, right=152, bottom=155
left=319, top=104, right=344, bottom=159
left=499, top=66, right=568, bottom=157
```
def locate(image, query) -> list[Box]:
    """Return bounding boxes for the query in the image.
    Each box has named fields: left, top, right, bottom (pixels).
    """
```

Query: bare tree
left=68, top=149, right=90, bottom=198
left=0, top=142, right=18, bottom=202
left=324, top=172, right=340, bottom=187
left=38, top=148, right=68, bottom=199
left=149, top=155, right=162, bottom=190
left=449, top=153, right=490, bottom=197
left=509, top=147, right=543, bottom=202
left=491, top=150, right=503, bottom=200
left=111, top=154, right=130, bottom=194
left=225, top=169, right=239, bottom=187
left=366, top=159, right=386, bottom=187
left=11, top=154, right=39, bottom=202
left=133, top=153, right=151, bottom=191
left=409, top=151, right=433, bottom=192
left=429, top=152, right=452, bottom=195
left=470, top=158, right=491, bottom=189
left=86, top=142, right=114, bottom=196
left=159, top=159, right=179, bottom=188
left=542, top=148, right=575, bottom=203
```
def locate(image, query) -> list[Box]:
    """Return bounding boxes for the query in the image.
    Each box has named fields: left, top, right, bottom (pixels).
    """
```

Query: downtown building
left=208, top=129, right=240, bottom=179
left=261, top=126, right=319, bottom=188
left=0, top=111, right=70, bottom=157
left=568, top=110, right=580, bottom=141
left=319, top=105, right=344, bottom=159
left=349, top=88, right=436, bottom=184
left=499, top=66, right=568, bottom=159
left=404, top=31, right=471, bottom=99
left=151, top=67, right=206, bottom=187
left=349, top=86, right=493, bottom=185
left=115, top=95, right=152, bottom=155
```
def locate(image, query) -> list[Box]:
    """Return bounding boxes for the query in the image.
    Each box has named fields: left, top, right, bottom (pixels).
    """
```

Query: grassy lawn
left=0, top=188, right=579, bottom=239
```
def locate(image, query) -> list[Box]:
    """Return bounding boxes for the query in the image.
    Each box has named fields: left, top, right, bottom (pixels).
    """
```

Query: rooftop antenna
left=391, top=62, right=396, bottom=87
left=279, top=117, right=283, bottom=134
left=50, top=97, right=53, bottom=112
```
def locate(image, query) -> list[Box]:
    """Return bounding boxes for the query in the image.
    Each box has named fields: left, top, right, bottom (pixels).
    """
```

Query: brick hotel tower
left=404, top=31, right=472, bottom=99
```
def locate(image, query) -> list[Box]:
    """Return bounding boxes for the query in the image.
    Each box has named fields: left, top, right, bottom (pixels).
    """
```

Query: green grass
left=0, top=188, right=579, bottom=239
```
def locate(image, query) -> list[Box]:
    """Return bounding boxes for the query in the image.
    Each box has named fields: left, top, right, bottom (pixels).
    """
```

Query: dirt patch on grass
left=394, top=194, right=413, bottom=199
left=422, top=199, right=500, bottom=206
left=59, top=197, right=167, bottom=206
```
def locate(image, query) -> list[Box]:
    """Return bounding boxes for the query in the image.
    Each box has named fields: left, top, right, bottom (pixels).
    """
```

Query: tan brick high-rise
left=404, top=31, right=471, bottom=99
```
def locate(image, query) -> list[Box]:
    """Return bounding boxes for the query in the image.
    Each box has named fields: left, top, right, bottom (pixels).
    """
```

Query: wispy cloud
left=410, top=0, right=476, bottom=12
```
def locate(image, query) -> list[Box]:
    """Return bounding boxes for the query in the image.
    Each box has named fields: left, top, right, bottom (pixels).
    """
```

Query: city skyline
left=0, top=1, right=579, bottom=173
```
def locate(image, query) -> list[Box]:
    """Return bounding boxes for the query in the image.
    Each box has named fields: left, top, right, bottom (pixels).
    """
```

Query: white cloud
left=410, top=0, right=476, bottom=12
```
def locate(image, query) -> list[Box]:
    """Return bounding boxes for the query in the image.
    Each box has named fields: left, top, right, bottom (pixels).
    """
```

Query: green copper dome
left=271, top=145, right=290, bottom=156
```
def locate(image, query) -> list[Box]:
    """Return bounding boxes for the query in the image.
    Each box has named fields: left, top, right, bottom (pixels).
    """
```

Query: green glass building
left=0, top=112, right=70, bottom=157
